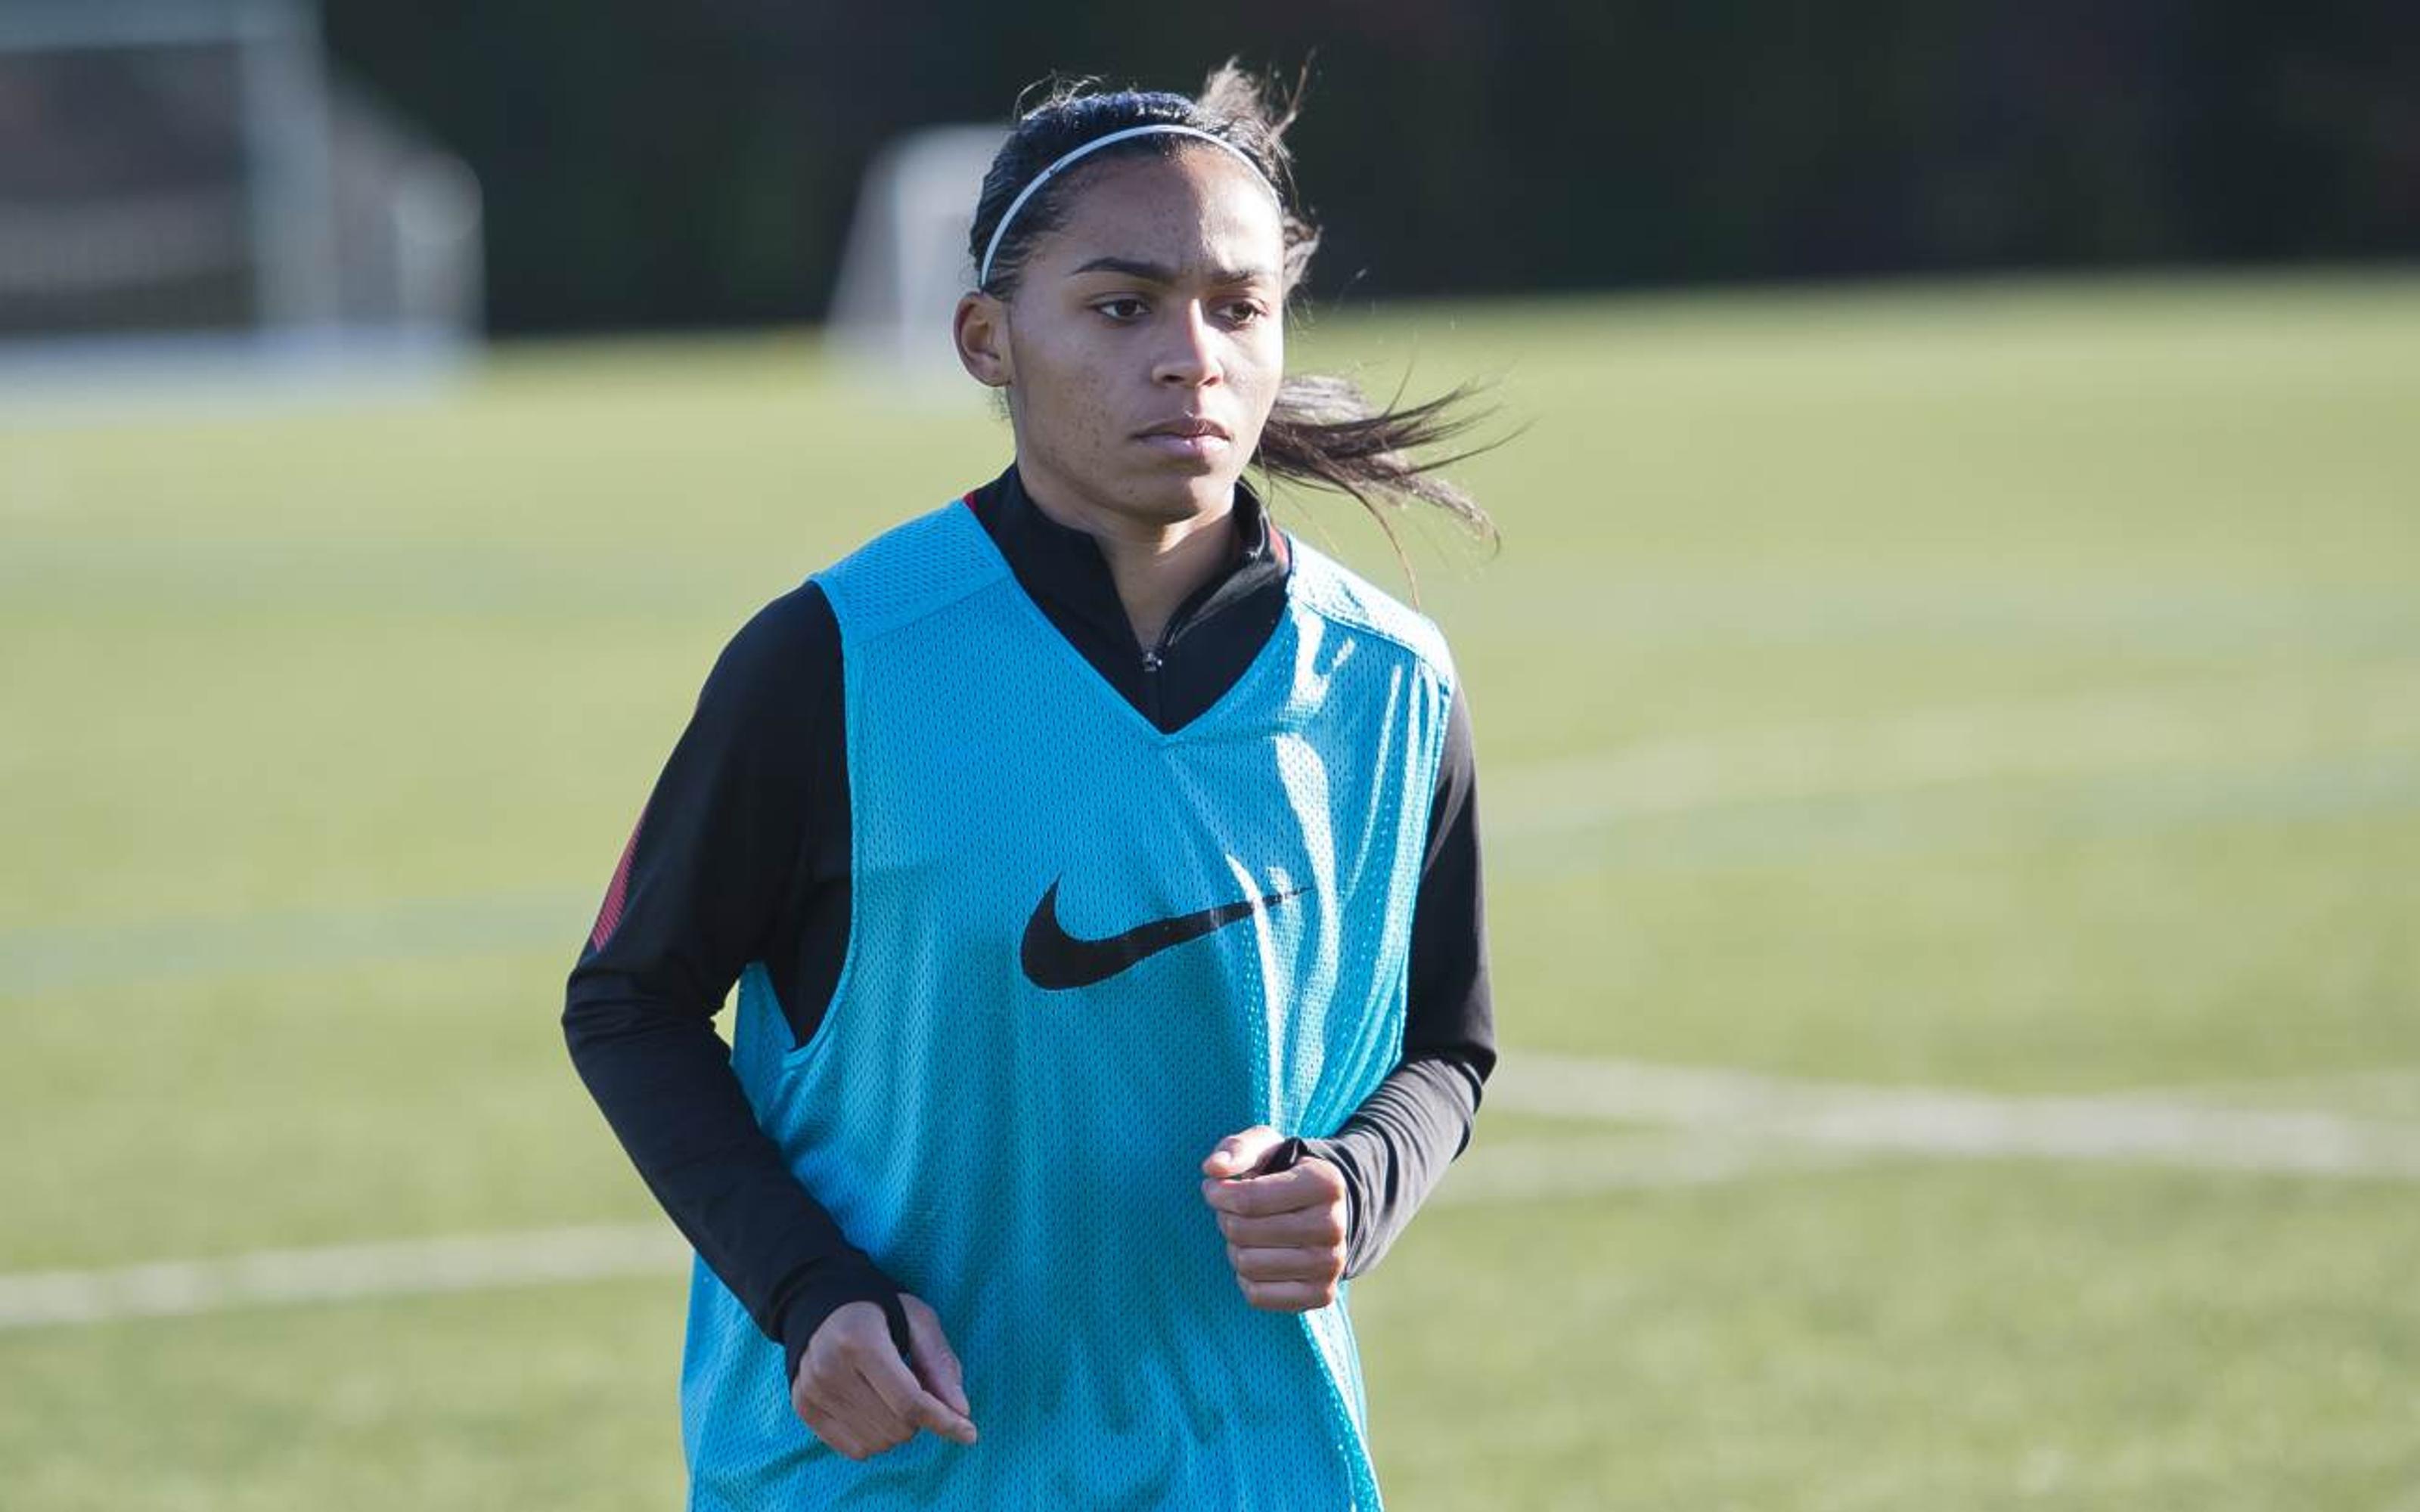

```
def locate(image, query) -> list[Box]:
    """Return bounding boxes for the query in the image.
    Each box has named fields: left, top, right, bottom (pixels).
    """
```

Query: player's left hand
left=1200, top=1126, right=1349, bottom=1312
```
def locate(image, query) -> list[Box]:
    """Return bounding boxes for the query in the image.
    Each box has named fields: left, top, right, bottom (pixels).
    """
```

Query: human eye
left=1215, top=297, right=1270, bottom=329
left=1091, top=296, right=1149, bottom=324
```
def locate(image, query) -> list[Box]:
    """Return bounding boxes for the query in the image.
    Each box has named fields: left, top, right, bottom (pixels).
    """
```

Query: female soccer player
left=566, top=64, right=1497, bottom=1509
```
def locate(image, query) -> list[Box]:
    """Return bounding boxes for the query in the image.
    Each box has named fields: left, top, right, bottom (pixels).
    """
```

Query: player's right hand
left=791, top=1294, right=978, bottom=1459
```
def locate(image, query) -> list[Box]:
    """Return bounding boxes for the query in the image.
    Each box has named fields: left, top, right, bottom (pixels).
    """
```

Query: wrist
left=775, top=1259, right=904, bottom=1385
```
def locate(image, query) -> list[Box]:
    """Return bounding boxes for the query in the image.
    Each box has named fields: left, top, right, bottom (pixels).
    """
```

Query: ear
left=953, top=292, right=1013, bottom=389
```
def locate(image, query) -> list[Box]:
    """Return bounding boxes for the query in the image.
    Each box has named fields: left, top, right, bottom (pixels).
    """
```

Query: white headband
left=977, top=123, right=1277, bottom=290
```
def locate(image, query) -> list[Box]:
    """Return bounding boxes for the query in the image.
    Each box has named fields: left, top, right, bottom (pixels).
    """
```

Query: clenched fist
left=1200, top=1126, right=1351, bottom=1312
left=791, top=1294, right=978, bottom=1461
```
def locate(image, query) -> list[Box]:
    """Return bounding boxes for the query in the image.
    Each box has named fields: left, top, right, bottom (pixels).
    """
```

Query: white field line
left=1488, top=666, right=2420, bottom=837
left=9, top=1055, right=2420, bottom=1332
left=0, top=1224, right=686, bottom=1332
left=1488, top=1054, right=2420, bottom=1180
left=1437, top=1132, right=1867, bottom=1204
left=0, top=1140, right=1850, bottom=1333
left=0, top=1142, right=1846, bottom=1334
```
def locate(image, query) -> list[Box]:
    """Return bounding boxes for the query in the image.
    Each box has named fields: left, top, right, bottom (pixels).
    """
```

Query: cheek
left=1236, top=327, right=1285, bottom=414
left=1014, top=331, right=1113, bottom=440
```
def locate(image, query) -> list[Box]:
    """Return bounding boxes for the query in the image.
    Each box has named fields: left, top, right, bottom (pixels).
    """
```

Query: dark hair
left=969, top=64, right=1500, bottom=568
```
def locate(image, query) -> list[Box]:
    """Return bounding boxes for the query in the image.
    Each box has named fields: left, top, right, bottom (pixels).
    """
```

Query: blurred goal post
left=826, top=125, right=1004, bottom=393
left=0, top=0, right=478, bottom=361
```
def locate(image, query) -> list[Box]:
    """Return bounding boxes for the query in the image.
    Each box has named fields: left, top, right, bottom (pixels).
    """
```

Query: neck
left=1019, top=473, right=1240, bottom=652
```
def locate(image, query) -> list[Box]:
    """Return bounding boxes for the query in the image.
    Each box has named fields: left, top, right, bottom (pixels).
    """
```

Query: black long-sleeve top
left=563, top=466, right=1494, bottom=1384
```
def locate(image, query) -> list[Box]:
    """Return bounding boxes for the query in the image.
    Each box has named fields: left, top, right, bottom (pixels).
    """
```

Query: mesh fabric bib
left=680, top=500, right=1454, bottom=1510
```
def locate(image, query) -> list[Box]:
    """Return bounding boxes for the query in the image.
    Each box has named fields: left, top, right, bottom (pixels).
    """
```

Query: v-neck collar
left=963, top=466, right=1295, bottom=735
left=961, top=500, right=1302, bottom=747
left=974, top=465, right=1288, bottom=656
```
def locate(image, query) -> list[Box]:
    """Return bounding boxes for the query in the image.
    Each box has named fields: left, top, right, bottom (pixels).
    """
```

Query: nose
left=1150, top=302, right=1224, bottom=388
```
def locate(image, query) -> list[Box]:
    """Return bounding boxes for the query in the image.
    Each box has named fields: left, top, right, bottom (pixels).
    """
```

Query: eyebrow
left=1066, top=255, right=1276, bottom=286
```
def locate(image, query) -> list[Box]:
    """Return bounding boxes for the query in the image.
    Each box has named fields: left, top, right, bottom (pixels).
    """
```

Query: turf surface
left=4, top=273, right=2416, bottom=1508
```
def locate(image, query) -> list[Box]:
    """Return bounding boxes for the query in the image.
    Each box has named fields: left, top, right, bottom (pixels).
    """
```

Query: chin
left=1121, top=467, right=1243, bottom=524
left=1142, top=472, right=1239, bottom=525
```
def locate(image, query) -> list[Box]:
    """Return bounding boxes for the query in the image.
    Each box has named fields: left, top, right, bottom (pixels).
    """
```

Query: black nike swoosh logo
left=1020, top=877, right=1305, bottom=991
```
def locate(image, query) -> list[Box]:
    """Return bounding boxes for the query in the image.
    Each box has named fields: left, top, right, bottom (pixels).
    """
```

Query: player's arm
left=563, top=585, right=970, bottom=1452
left=1204, top=687, right=1495, bottom=1308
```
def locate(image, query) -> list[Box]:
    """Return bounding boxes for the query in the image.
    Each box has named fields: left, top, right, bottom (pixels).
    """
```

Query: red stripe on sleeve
left=588, top=808, right=645, bottom=951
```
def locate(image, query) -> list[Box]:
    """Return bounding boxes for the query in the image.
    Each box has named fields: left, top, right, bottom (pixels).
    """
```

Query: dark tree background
left=321, top=1, right=2420, bottom=335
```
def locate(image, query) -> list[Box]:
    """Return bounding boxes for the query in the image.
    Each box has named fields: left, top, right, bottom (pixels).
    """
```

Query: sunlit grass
left=4, top=272, right=2416, bottom=1509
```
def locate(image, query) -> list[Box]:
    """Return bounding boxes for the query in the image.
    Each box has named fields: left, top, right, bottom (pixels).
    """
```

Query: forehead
left=1032, top=146, right=1285, bottom=275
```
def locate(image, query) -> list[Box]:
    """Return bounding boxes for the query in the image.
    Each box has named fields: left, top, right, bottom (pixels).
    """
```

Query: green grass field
left=5, top=273, right=2418, bottom=1509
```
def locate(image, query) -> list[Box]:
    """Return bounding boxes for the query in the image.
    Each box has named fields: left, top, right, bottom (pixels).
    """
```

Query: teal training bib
left=679, top=500, right=1454, bottom=1510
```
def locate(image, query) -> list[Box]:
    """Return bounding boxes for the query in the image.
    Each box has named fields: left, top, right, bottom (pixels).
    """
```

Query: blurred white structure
left=827, top=125, right=1003, bottom=395
left=0, top=0, right=480, bottom=395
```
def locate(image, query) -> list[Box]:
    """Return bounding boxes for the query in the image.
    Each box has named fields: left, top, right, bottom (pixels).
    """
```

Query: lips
left=1135, top=416, right=1232, bottom=442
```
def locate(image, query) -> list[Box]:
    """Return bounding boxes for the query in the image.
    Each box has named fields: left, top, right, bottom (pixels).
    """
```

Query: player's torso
left=684, top=501, right=1453, bottom=1510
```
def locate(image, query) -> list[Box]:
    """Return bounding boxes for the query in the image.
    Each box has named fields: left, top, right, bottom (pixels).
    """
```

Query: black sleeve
left=1300, top=684, right=1495, bottom=1279
left=562, top=582, right=904, bottom=1384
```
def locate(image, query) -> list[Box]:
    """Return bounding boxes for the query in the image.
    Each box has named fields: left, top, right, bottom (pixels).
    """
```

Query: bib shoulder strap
left=1283, top=534, right=1458, bottom=692
left=813, top=500, right=1009, bottom=643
